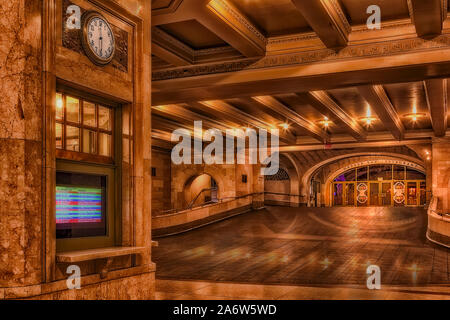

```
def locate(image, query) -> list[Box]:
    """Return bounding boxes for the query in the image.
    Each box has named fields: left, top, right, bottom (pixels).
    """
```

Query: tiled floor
left=156, top=279, right=450, bottom=300
left=154, top=206, right=450, bottom=298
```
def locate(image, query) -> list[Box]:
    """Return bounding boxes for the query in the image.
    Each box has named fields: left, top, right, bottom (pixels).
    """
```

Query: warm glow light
left=56, top=96, right=63, bottom=109
left=280, top=123, right=289, bottom=130
left=360, top=106, right=377, bottom=126
left=317, top=116, right=332, bottom=128
left=404, top=104, right=425, bottom=122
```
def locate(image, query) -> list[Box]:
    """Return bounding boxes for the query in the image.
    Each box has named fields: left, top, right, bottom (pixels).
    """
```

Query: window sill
left=56, top=246, right=147, bottom=264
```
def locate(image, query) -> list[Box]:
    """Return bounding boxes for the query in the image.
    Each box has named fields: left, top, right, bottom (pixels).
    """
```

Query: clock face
left=81, top=12, right=115, bottom=65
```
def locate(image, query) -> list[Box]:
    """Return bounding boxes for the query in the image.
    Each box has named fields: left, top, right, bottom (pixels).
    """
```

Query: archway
left=301, top=152, right=425, bottom=206
left=264, top=168, right=291, bottom=205
left=183, top=173, right=219, bottom=209
left=264, top=153, right=301, bottom=206
left=324, top=160, right=426, bottom=207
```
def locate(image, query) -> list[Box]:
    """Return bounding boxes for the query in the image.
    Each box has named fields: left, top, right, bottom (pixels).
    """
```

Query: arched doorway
left=183, top=174, right=218, bottom=209
left=330, top=164, right=426, bottom=207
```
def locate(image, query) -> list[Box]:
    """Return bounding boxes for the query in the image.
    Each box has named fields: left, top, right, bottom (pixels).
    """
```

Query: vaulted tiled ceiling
left=151, top=0, right=450, bottom=152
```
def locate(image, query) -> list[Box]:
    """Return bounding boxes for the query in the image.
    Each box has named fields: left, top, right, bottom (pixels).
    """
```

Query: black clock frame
left=80, top=11, right=116, bottom=66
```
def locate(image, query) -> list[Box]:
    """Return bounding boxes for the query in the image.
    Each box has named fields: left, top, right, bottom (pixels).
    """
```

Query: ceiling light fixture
left=317, top=116, right=332, bottom=128
left=279, top=123, right=289, bottom=130
left=360, top=106, right=377, bottom=126
left=404, top=105, right=426, bottom=122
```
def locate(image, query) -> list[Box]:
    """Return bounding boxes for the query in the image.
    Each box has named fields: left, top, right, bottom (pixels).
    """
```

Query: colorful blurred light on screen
left=56, top=186, right=102, bottom=224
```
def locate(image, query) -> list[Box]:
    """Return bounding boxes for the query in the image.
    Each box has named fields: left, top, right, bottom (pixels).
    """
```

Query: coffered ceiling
left=151, top=0, right=450, bottom=153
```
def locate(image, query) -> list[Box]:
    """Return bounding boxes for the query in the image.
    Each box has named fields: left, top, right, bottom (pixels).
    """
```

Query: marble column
left=0, top=0, right=44, bottom=287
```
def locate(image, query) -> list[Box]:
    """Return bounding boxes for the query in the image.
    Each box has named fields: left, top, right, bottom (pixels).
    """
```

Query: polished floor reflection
left=154, top=206, right=450, bottom=287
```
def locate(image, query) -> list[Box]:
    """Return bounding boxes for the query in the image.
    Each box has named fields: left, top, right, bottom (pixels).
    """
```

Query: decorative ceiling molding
left=152, top=27, right=195, bottom=65
left=202, top=0, right=266, bottom=57
left=152, top=27, right=243, bottom=66
left=207, top=0, right=266, bottom=45
left=327, top=0, right=352, bottom=34
left=153, top=34, right=450, bottom=81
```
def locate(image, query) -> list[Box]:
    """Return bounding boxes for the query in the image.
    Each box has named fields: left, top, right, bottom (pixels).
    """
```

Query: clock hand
left=99, top=25, right=103, bottom=56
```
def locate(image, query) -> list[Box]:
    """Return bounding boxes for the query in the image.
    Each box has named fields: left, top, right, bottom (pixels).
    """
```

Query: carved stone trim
left=328, top=0, right=352, bottom=34
left=267, top=32, right=319, bottom=45
left=62, top=0, right=128, bottom=72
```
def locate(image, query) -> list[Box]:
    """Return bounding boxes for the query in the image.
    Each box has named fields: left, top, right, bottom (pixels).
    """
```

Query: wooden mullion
left=80, top=99, right=84, bottom=153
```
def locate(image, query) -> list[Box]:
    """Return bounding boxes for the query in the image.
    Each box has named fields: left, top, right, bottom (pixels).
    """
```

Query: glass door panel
left=407, top=182, right=417, bottom=206
left=420, top=182, right=426, bottom=206
left=370, top=183, right=380, bottom=206
left=345, top=183, right=355, bottom=206
left=381, top=182, right=392, bottom=206
left=333, top=184, right=343, bottom=206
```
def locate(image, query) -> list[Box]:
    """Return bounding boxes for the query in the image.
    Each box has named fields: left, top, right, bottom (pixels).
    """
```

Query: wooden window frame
left=56, top=90, right=116, bottom=165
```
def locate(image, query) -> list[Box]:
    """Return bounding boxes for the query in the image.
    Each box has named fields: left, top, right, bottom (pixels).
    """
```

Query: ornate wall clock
left=80, top=11, right=116, bottom=66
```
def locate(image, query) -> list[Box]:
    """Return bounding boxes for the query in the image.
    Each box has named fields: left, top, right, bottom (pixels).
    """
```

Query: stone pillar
left=0, top=0, right=44, bottom=288
left=432, top=137, right=450, bottom=212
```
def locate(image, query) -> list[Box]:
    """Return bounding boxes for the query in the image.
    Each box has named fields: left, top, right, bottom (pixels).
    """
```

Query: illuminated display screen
left=56, top=186, right=102, bottom=224
left=56, top=171, right=107, bottom=239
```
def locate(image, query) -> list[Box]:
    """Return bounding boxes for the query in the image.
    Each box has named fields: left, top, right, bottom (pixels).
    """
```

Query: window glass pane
left=83, top=129, right=97, bottom=154
left=335, top=169, right=356, bottom=181
left=83, top=101, right=96, bottom=127
left=66, top=126, right=80, bottom=152
left=98, top=106, right=111, bottom=130
left=406, top=168, right=426, bottom=180
left=56, top=93, right=64, bottom=120
left=56, top=123, right=63, bottom=149
left=357, top=167, right=368, bottom=181
left=99, top=133, right=111, bottom=157
left=369, top=165, right=392, bottom=181
left=420, top=182, right=426, bottom=206
left=393, top=165, right=405, bottom=180
left=66, top=96, right=80, bottom=123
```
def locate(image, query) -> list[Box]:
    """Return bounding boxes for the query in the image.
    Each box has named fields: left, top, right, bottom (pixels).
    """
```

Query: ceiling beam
left=152, top=104, right=232, bottom=132
left=291, top=0, right=350, bottom=49
left=191, top=101, right=296, bottom=144
left=153, top=34, right=450, bottom=104
left=424, top=79, right=448, bottom=137
left=297, top=91, right=366, bottom=141
left=197, top=0, right=266, bottom=57
left=153, top=0, right=265, bottom=57
left=251, top=96, right=329, bottom=143
left=408, top=0, right=445, bottom=38
left=151, top=28, right=193, bottom=66
left=358, top=85, right=405, bottom=140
